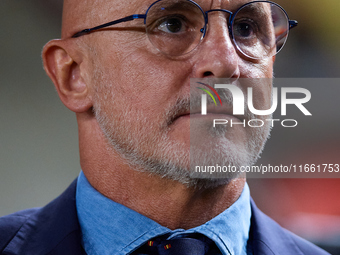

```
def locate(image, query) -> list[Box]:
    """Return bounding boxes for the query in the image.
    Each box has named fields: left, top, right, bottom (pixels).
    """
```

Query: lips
left=174, top=105, right=244, bottom=122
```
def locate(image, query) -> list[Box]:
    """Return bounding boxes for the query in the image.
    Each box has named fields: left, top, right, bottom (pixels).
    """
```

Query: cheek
left=250, top=79, right=273, bottom=110
left=238, top=59, right=273, bottom=114
left=94, top=48, right=193, bottom=115
left=239, top=58, right=274, bottom=78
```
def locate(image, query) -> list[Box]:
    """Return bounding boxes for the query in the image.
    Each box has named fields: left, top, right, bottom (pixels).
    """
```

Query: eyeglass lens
left=145, top=0, right=290, bottom=58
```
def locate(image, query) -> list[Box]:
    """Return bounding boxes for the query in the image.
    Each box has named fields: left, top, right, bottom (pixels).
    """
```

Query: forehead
left=62, top=0, right=264, bottom=38
left=129, top=0, right=261, bottom=13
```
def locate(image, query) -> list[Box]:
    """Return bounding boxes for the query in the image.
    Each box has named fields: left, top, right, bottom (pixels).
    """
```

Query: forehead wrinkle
left=62, top=0, right=147, bottom=39
left=196, top=0, right=255, bottom=12
left=223, top=0, right=257, bottom=11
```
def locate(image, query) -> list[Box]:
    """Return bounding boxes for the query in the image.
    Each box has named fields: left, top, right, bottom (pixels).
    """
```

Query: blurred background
left=1, top=0, right=339, bottom=253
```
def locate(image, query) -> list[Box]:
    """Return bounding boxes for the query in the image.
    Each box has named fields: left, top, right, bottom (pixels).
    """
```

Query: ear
left=42, top=39, right=92, bottom=113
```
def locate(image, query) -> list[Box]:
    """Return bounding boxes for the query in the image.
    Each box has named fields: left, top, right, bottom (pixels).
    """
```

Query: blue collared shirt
left=76, top=171, right=251, bottom=255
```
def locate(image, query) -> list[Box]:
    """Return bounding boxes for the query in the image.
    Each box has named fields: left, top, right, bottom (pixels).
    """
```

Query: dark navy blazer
left=0, top=180, right=329, bottom=255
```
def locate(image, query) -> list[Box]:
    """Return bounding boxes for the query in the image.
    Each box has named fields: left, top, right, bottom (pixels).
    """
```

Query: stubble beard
left=92, top=76, right=271, bottom=189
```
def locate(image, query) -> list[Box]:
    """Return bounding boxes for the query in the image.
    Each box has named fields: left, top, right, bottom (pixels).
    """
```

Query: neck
left=78, top=113, right=246, bottom=229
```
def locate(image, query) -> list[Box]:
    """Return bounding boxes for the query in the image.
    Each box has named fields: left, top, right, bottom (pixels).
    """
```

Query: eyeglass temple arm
left=274, top=20, right=298, bottom=43
left=72, top=14, right=146, bottom=38
left=289, top=20, right=298, bottom=29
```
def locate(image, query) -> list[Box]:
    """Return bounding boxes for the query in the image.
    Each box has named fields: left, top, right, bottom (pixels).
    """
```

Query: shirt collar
left=76, top=171, right=251, bottom=255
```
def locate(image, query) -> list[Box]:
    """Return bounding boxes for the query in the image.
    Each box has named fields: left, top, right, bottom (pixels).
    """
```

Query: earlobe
left=42, top=39, right=92, bottom=113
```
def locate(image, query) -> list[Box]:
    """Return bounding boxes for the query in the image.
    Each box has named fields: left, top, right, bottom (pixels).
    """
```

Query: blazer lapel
left=4, top=179, right=86, bottom=255
left=248, top=198, right=304, bottom=255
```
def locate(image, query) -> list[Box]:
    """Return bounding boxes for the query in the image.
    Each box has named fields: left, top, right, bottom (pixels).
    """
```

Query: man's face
left=82, top=0, right=274, bottom=188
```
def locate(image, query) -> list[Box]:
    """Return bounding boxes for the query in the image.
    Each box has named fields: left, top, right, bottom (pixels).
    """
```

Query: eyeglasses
left=72, top=0, right=297, bottom=59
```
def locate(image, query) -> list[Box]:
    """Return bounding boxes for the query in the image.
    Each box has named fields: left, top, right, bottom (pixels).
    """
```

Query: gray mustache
left=165, top=88, right=255, bottom=126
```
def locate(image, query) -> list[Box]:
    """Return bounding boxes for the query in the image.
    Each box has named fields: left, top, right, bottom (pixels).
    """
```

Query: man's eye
left=234, top=20, right=257, bottom=38
left=157, top=17, right=185, bottom=33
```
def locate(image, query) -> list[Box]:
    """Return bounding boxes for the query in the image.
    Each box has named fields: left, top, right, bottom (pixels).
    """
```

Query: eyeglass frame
left=72, top=0, right=298, bottom=57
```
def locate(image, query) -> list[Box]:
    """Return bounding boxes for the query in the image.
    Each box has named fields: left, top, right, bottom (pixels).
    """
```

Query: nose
left=192, top=13, right=240, bottom=79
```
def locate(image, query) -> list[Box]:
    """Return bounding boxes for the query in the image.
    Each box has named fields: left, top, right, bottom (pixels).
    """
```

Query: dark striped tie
left=132, top=234, right=222, bottom=255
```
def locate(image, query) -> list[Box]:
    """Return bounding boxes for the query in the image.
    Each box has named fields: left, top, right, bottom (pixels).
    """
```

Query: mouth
left=173, top=106, right=244, bottom=123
